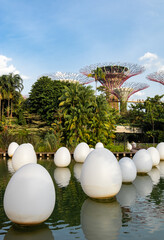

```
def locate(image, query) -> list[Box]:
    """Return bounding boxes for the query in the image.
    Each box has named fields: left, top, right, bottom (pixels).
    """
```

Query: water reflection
left=81, top=198, right=122, bottom=240
left=148, top=167, right=160, bottom=185
left=133, top=175, right=153, bottom=197
left=54, top=167, right=71, bottom=188
left=157, top=161, right=164, bottom=179
left=116, top=184, right=137, bottom=207
left=73, top=163, right=83, bottom=182
left=4, top=224, right=54, bottom=240
left=7, top=159, right=15, bottom=175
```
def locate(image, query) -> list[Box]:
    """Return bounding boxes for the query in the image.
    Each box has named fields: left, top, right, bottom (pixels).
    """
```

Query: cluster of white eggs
left=4, top=140, right=164, bottom=226
left=4, top=142, right=56, bottom=225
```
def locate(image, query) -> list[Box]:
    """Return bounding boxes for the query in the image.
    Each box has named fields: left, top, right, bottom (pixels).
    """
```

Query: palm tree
left=88, top=67, right=106, bottom=95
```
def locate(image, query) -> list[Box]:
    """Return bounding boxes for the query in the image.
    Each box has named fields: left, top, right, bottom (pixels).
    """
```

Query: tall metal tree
left=147, top=71, right=164, bottom=85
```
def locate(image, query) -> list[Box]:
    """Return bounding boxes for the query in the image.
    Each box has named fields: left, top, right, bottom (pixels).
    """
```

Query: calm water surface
left=0, top=158, right=164, bottom=240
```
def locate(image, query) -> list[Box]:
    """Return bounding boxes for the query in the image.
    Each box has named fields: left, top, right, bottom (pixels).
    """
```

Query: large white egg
left=4, top=163, right=55, bottom=225
left=7, top=142, right=19, bottom=157
left=119, top=157, right=137, bottom=183
left=81, top=199, right=122, bottom=240
left=147, top=147, right=160, bottom=166
left=116, top=184, right=137, bottom=207
left=80, top=148, right=122, bottom=199
left=54, top=147, right=71, bottom=167
left=132, top=149, right=152, bottom=173
left=156, top=142, right=164, bottom=160
left=12, top=143, right=37, bottom=171
left=95, top=142, right=104, bottom=149
left=133, top=175, right=153, bottom=197
left=54, top=167, right=71, bottom=187
left=73, top=142, right=90, bottom=163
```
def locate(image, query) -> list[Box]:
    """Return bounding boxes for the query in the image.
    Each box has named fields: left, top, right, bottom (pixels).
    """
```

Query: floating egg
left=81, top=198, right=122, bottom=240
left=54, top=147, right=71, bottom=167
left=73, top=142, right=90, bottom=163
left=73, top=163, right=83, bottom=182
left=4, top=163, right=55, bottom=225
left=119, top=157, right=137, bottom=183
left=95, top=142, right=104, bottom=149
left=127, top=142, right=132, bottom=151
left=147, top=147, right=160, bottom=166
left=133, top=175, right=153, bottom=197
left=132, top=149, right=152, bottom=173
left=12, top=143, right=37, bottom=171
left=116, top=184, right=137, bottom=207
left=80, top=148, right=122, bottom=199
left=148, top=167, right=160, bottom=185
left=54, top=167, right=71, bottom=187
left=7, top=142, right=19, bottom=157
left=156, top=142, right=164, bottom=160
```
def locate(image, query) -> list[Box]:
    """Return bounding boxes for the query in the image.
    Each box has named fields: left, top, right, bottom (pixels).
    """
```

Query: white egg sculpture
left=81, top=199, right=122, bottom=240
left=116, top=184, right=137, bottom=207
left=54, top=167, right=71, bottom=187
left=54, top=147, right=71, bottom=167
left=119, top=157, right=137, bottom=183
left=73, top=142, right=90, bottom=163
left=7, top=142, right=19, bottom=157
left=131, top=141, right=137, bottom=149
left=132, top=149, right=152, bottom=173
left=12, top=143, right=37, bottom=171
left=80, top=148, right=122, bottom=199
left=127, top=142, right=132, bottom=151
left=147, top=147, right=160, bottom=166
left=90, top=147, right=94, bottom=152
left=95, top=142, right=104, bottom=149
left=156, top=142, right=164, bottom=160
left=4, top=163, right=56, bottom=225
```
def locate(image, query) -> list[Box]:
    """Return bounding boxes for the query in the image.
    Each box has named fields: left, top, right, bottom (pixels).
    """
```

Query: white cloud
left=0, top=55, right=29, bottom=79
left=134, top=91, right=145, bottom=96
left=139, top=52, right=158, bottom=61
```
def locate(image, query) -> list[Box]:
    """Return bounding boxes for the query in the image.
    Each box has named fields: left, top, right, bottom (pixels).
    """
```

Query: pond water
left=0, top=158, right=164, bottom=240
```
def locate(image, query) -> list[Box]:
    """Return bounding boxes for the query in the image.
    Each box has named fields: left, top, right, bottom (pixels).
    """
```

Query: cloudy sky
left=0, top=0, right=164, bottom=99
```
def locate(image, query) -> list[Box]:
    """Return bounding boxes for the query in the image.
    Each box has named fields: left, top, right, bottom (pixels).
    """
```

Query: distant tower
left=112, top=82, right=149, bottom=114
left=80, top=62, right=145, bottom=108
left=146, top=71, right=164, bottom=85
left=49, top=72, right=94, bottom=84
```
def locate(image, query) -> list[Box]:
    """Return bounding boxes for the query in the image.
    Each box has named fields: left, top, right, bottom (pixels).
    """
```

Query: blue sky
left=0, top=0, right=164, bottom=99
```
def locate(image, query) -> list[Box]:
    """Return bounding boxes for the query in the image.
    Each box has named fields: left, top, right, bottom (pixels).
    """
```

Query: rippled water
left=0, top=159, right=164, bottom=240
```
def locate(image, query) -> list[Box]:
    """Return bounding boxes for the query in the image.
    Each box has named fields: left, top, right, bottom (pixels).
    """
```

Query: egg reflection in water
left=119, top=157, right=137, bottom=183
left=7, top=159, right=15, bottom=174
left=54, top=167, right=71, bottom=187
left=156, top=142, right=164, bottom=160
left=148, top=167, right=160, bottom=185
left=4, top=225, right=54, bottom=240
left=147, top=147, right=160, bottom=166
left=7, top=142, right=19, bottom=157
left=116, top=184, right=137, bottom=207
left=133, top=175, right=153, bottom=197
left=157, top=161, right=164, bottom=179
left=80, top=148, right=122, bottom=199
left=73, top=142, right=90, bottom=163
left=73, top=163, right=83, bottom=182
left=4, top=163, right=56, bottom=225
left=12, top=143, right=37, bottom=171
left=81, top=198, right=122, bottom=240
left=54, top=147, right=71, bottom=167
left=132, top=149, right=152, bottom=173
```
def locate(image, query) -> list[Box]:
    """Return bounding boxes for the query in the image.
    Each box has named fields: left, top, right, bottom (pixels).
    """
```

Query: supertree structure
left=48, top=72, right=94, bottom=84
left=80, top=62, right=145, bottom=90
left=112, top=82, right=149, bottom=114
left=146, top=71, right=164, bottom=85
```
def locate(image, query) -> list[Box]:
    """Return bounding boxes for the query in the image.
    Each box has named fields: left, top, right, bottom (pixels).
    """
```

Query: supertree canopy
left=112, top=82, right=149, bottom=113
left=80, top=62, right=145, bottom=90
left=49, top=72, right=94, bottom=84
left=146, top=71, right=164, bottom=85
